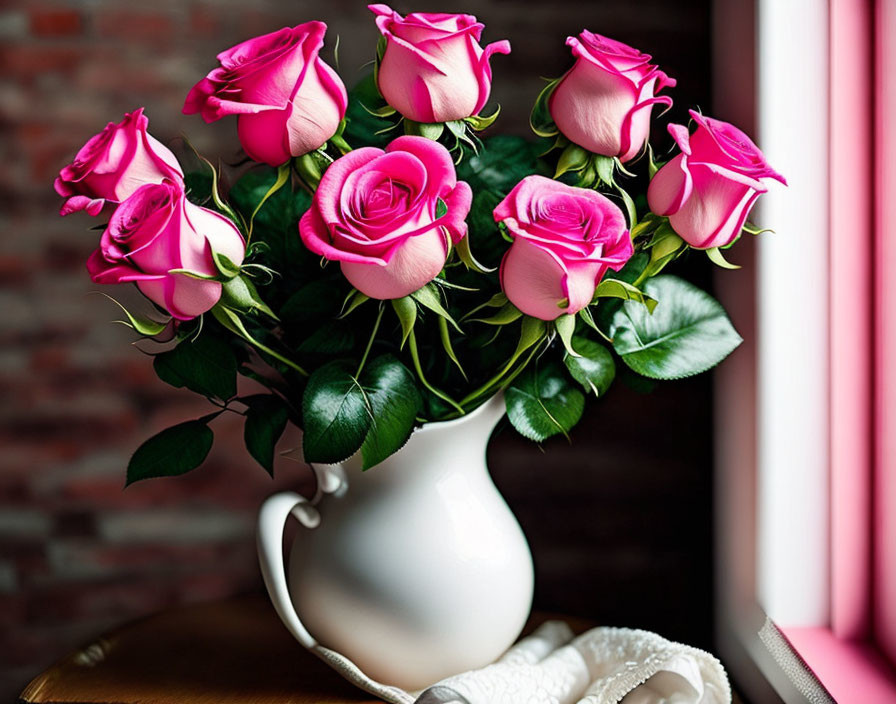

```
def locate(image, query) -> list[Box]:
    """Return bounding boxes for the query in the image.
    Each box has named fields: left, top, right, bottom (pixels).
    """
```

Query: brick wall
left=1, top=0, right=712, bottom=698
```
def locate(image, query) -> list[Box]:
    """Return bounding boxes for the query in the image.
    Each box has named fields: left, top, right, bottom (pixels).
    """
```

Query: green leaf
left=280, top=281, right=341, bottom=325
left=608, top=275, right=742, bottom=380
left=506, top=363, right=585, bottom=442
left=593, top=278, right=658, bottom=313
left=126, top=419, right=215, bottom=485
left=243, top=395, right=289, bottom=476
left=554, top=313, right=579, bottom=357
left=706, top=246, right=741, bottom=270
left=359, top=355, right=422, bottom=469
left=153, top=336, right=238, bottom=401
left=564, top=336, right=615, bottom=397
left=302, top=361, right=371, bottom=464
left=391, top=296, right=417, bottom=348
left=410, top=283, right=461, bottom=331
left=554, top=144, right=590, bottom=178
left=297, top=319, right=357, bottom=356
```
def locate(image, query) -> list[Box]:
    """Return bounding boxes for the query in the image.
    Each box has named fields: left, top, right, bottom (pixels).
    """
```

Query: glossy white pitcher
left=256, top=393, right=534, bottom=691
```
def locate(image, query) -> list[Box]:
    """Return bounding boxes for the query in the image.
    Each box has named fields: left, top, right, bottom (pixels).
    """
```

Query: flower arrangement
left=56, top=6, right=784, bottom=484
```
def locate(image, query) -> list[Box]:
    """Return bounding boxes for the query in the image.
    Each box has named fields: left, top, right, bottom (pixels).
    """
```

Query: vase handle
left=256, top=465, right=346, bottom=649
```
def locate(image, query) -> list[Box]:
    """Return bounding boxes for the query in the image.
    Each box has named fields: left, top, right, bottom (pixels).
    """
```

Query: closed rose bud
left=369, top=4, right=510, bottom=123
left=183, top=22, right=348, bottom=167
left=549, top=32, right=675, bottom=163
left=494, top=175, right=633, bottom=321
left=87, top=181, right=246, bottom=320
left=647, top=111, right=786, bottom=249
left=299, top=136, right=472, bottom=300
left=55, top=108, right=183, bottom=217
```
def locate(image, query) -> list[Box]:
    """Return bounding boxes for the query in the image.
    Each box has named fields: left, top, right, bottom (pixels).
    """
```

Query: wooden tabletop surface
left=19, top=594, right=743, bottom=704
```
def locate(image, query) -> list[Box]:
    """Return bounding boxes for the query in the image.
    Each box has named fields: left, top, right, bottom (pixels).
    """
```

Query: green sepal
left=593, top=278, right=658, bottom=313
left=212, top=251, right=242, bottom=279
left=462, top=291, right=508, bottom=322
left=742, top=221, right=774, bottom=236
left=706, top=246, right=741, bottom=270
left=391, top=296, right=417, bottom=349
left=212, top=306, right=307, bottom=376
left=220, top=275, right=279, bottom=320
left=471, top=302, right=523, bottom=326
left=555, top=143, right=590, bottom=179
left=95, top=292, right=169, bottom=337
left=410, top=283, right=461, bottom=332
left=294, top=152, right=323, bottom=188
left=554, top=313, right=579, bottom=357
left=340, top=289, right=370, bottom=318
left=564, top=336, right=615, bottom=397
left=438, top=316, right=466, bottom=379
left=455, top=235, right=496, bottom=273
left=465, top=106, right=501, bottom=131
left=405, top=120, right=445, bottom=140
left=530, top=77, right=561, bottom=138
left=593, top=155, right=617, bottom=185
left=362, top=102, right=398, bottom=118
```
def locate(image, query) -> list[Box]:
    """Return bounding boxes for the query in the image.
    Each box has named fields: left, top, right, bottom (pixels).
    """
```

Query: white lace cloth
left=310, top=620, right=731, bottom=704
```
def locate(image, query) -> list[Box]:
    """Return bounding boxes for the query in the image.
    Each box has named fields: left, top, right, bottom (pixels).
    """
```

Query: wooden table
left=20, top=595, right=744, bottom=703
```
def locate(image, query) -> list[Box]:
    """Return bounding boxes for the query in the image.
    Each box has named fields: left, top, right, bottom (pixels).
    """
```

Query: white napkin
left=310, top=620, right=731, bottom=704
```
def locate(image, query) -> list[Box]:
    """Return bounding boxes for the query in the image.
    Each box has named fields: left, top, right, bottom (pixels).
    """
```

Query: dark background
left=0, top=0, right=715, bottom=698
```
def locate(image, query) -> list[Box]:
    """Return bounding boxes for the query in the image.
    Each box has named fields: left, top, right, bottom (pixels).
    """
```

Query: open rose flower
left=647, top=111, right=786, bottom=249
left=87, top=181, right=246, bottom=320
left=369, top=4, right=511, bottom=123
left=55, top=108, right=183, bottom=217
left=183, top=22, right=348, bottom=167
left=549, top=31, right=675, bottom=162
left=299, top=136, right=472, bottom=299
left=495, top=175, right=632, bottom=321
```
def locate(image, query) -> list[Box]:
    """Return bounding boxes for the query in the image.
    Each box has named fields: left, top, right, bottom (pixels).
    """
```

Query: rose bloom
left=87, top=181, right=246, bottom=320
left=369, top=4, right=511, bottom=123
left=183, top=22, right=347, bottom=167
left=647, top=110, right=786, bottom=249
left=55, top=108, right=183, bottom=217
left=494, top=175, right=632, bottom=321
left=549, top=31, right=675, bottom=162
left=299, top=136, right=472, bottom=300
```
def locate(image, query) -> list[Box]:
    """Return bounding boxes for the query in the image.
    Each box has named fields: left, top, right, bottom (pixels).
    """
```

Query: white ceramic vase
left=256, top=393, right=534, bottom=692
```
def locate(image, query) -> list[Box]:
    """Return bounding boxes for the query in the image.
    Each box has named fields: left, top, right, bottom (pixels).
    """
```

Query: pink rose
left=369, top=4, right=511, bottom=123
left=87, top=180, right=246, bottom=321
left=299, top=136, right=472, bottom=300
left=549, top=31, right=676, bottom=163
left=647, top=111, right=787, bottom=249
left=494, top=175, right=632, bottom=321
left=183, top=22, right=348, bottom=167
left=54, top=108, right=183, bottom=217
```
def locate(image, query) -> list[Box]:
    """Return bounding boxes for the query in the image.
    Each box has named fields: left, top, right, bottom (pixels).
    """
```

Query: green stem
left=356, top=303, right=384, bottom=377
left=459, top=341, right=535, bottom=406
left=407, top=329, right=465, bottom=415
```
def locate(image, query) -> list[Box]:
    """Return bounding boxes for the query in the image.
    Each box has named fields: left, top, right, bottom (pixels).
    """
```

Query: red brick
left=29, top=8, right=83, bottom=37
left=95, top=10, right=176, bottom=44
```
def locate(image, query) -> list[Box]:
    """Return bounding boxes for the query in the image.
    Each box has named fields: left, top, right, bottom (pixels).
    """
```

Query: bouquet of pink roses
left=55, top=6, right=784, bottom=484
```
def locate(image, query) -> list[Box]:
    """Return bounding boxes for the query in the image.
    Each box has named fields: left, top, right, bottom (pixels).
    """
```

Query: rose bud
left=549, top=31, right=676, bottom=163
left=494, top=175, right=632, bottom=321
left=55, top=108, right=184, bottom=217
left=87, top=180, right=246, bottom=320
left=369, top=4, right=511, bottom=123
left=647, top=111, right=787, bottom=249
left=183, top=22, right=348, bottom=167
left=299, top=135, right=472, bottom=300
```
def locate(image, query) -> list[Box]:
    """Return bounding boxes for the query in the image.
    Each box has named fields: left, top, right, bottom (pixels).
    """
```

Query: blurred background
left=0, top=0, right=715, bottom=698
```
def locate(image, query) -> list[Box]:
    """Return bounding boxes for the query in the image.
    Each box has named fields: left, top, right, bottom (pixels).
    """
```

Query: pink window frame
left=714, top=0, right=896, bottom=700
